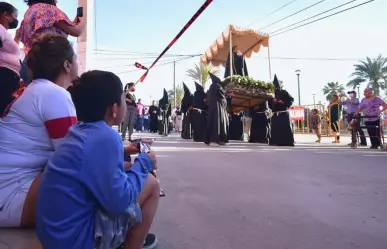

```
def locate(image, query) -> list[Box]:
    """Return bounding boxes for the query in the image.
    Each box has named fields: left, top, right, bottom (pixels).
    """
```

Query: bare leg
left=124, top=174, right=160, bottom=249
left=20, top=175, right=42, bottom=227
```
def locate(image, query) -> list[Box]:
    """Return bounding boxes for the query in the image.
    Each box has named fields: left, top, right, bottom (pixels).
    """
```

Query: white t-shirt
left=0, top=24, right=20, bottom=74
left=0, top=79, right=77, bottom=207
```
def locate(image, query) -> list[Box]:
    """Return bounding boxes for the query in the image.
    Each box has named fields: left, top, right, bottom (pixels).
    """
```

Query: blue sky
left=10, top=0, right=387, bottom=105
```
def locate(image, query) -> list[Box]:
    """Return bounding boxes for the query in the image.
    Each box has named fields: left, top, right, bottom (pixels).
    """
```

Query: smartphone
left=76, top=7, right=83, bottom=17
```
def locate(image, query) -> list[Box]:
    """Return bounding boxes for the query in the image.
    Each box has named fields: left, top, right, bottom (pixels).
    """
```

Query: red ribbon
left=136, top=0, right=213, bottom=84
left=134, top=62, right=148, bottom=70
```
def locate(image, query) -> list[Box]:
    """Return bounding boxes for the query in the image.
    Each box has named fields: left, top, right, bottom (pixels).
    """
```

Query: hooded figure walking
left=181, top=82, right=193, bottom=139
left=249, top=101, right=271, bottom=143
left=204, top=73, right=229, bottom=145
left=158, top=89, right=170, bottom=136
left=268, top=75, right=295, bottom=146
left=192, top=82, right=208, bottom=142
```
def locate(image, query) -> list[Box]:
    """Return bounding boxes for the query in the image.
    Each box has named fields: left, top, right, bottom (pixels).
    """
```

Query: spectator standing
left=15, top=0, right=85, bottom=85
left=340, top=91, right=367, bottom=146
left=143, top=107, right=149, bottom=131
left=0, top=2, right=20, bottom=115
left=121, top=83, right=136, bottom=141
left=136, top=98, right=144, bottom=132
left=328, top=94, right=341, bottom=143
left=355, top=88, right=387, bottom=149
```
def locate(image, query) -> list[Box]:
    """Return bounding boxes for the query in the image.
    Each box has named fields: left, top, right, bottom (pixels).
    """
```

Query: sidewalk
left=294, top=133, right=371, bottom=145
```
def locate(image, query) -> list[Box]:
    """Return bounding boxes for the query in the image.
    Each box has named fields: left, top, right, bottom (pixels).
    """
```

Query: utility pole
left=173, top=61, right=176, bottom=108
left=295, top=69, right=301, bottom=106
left=357, top=86, right=360, bottom=97
left=313, top=94, right=316, bottom=108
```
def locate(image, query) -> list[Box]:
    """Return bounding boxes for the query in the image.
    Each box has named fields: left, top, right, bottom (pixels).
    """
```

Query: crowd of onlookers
left=0, top=1, right=158, bottom=248
left=307, top=89, right=387, bottom=148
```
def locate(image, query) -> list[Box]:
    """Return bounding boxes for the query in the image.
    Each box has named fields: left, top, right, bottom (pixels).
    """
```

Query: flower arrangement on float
left=221, top=75, right=275, bottom=98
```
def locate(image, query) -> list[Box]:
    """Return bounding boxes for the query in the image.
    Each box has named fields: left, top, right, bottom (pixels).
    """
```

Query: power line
left=257, top=0, right=327, bottom=31
left=271, top=0, right=375, bottom=37
left=247, top=0, right=298, bottom=27
left=102, top=56, right=195, bottom=69
left=270, top=0, right=357, bottom=35
left=253, top=56, right=363, bottom=61
left=92, top=49, right=201, bottom=57
left=115, top=55, right=199, bottom=75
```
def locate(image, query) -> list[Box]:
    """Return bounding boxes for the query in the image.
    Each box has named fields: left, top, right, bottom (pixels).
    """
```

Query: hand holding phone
left=76, top=7, right=84, bottom=17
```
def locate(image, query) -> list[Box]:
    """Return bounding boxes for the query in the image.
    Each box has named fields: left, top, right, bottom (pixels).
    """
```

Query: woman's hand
left=147, top=151, right=157, bottom=170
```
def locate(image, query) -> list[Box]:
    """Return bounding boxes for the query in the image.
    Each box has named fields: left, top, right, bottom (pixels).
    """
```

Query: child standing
left=310, top=109, right=322, bottom=143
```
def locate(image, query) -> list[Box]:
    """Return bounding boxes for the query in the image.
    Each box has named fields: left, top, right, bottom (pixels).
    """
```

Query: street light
left=295, top=69, right=301, bottom=106
left=313, top=94, right=316, bottom=107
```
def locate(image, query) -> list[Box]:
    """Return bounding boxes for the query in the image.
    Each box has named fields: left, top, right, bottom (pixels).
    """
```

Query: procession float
left=200, top=24, right=274, bottom=112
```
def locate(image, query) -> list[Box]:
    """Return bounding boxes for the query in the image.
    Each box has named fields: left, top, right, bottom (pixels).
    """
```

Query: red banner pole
left=134, top=0, right=213, bottom=85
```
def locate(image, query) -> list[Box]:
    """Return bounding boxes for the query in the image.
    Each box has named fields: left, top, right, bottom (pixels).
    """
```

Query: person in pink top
left=15, top=0, right=85, bottom=85
left=136, top=99, right=145, bottom=132
left=0, top=2, right=20, bottom=115
left=355, top=88, right=387, bottom=149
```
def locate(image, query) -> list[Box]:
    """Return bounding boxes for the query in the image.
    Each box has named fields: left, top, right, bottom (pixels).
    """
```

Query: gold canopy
left=200, top=25, right=270, bottom=67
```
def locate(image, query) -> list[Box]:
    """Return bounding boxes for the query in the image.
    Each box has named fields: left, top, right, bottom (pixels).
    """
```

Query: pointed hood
left=194, top=81, right=204, bottom=92
left=162, top=88, right=168, bottom=101
left=182, top=82, right=191, bottom=96
left=209, top=72, right=221, bottom=85
left=159, top=88, right=169, bottom=106
left=273, top=74, right=281, bottom=90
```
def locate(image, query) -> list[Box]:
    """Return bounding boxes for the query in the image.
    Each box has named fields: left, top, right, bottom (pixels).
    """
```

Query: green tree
left=186, top=61, right=220, bottom=88
left=167, top=84, right=184, bottom=107
left=347, top=54, right=387, bottom=96
left=322, top=82, right=345, bottom=101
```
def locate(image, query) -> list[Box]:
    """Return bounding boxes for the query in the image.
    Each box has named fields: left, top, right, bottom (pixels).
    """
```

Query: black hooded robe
left=181, top=83, right=193, bottom=139
left=268, top=75, right=294, bottom=146
left=249, top=102, right=270, bottom=144
left=167, top=104, right=173, bottom=134
left=192, top=82, right=208, bottom=142
left=149, top=104, right=160, bottom=133
left=158, top=89, right=170, bottom=136
left=205, top=74, right=229, bottom=145
left=224, top=51, right=249, bottom=78
left=228, top=113, right=244, bottom=140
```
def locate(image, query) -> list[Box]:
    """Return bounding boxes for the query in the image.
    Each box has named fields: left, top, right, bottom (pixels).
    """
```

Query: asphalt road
left=138, top=133, right=387, bottom=249
left=1, top=133, right=386, bottom=249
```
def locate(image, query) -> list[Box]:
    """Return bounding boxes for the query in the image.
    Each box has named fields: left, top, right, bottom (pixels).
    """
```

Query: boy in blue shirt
left=36, top=70, right=160, bottom=249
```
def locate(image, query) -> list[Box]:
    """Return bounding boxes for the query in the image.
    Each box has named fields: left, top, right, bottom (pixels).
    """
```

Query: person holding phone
left=15, top=0, right=86, bottom=85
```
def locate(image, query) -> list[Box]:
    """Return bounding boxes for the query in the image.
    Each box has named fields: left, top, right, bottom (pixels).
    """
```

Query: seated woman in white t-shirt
left=0, top=34, right=78, bottom=227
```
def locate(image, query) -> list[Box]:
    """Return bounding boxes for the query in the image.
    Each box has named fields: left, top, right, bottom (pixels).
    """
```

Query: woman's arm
left=55, top=18, right=86, bottom=37
left=378, top=97, right=387, bottom=113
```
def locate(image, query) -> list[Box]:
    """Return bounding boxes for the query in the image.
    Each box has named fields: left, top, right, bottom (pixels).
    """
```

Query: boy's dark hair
left=70, top=70, right=124, bottom=122
left=0, top=2, right=17, bottom=15
left=27, top=34, right=74, bottom=82
left=24, top=0, right=56, bottom=6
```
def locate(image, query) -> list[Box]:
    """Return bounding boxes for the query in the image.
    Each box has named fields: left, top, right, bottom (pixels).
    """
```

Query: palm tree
left=322, top=82, right=345, bottom=101
left=347, top=54, right=387, bottom=96
left=167, top=84, right=184, bottom=107
left=186, top=62, right=220, bottom=88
